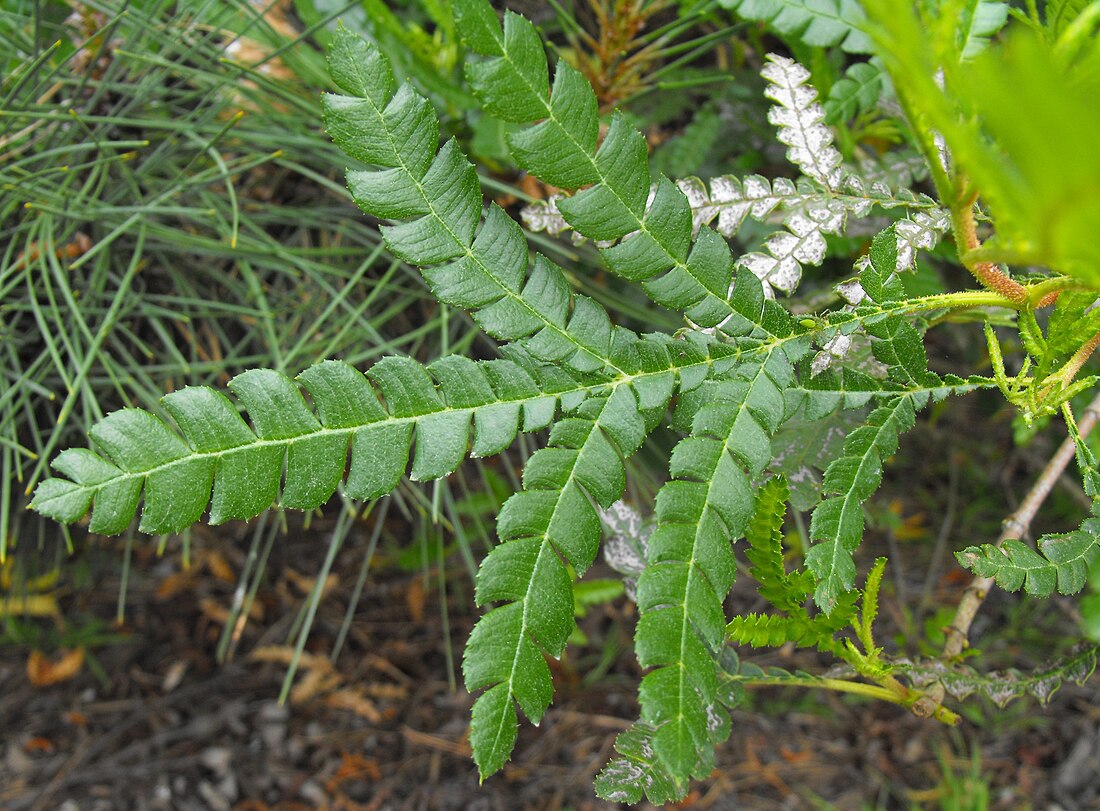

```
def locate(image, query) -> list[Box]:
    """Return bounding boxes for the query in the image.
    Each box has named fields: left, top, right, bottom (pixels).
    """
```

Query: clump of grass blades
left=0, top=1, right=493, bottom=571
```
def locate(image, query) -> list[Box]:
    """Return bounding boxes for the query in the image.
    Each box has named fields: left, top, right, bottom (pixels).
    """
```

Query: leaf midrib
left=499, top=397, right=610, bottom=745
left=654, top=349, right=782, bottom=767
left=53, top=363, right=704, bottom=495
left=818, top=395, right=915, bottom=589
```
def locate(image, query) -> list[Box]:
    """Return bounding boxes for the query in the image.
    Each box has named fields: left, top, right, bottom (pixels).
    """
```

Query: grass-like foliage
left=28, top=0, right=1100, bottom=802
left=2, top=3, right=455, bottom=562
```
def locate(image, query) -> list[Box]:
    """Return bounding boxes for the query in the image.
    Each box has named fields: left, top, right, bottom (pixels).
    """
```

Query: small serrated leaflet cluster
left=726, top=477, right=856, bottom=653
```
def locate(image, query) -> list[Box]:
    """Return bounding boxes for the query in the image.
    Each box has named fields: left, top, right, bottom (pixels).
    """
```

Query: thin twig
left=919, top=451, right=960, bottom=618
left=943, top=391, right=1100, bottom=660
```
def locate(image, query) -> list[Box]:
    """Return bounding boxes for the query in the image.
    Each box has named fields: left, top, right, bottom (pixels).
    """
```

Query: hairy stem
left=951, top=201, right=1028, bottom=304
left=892, top=282, right=1055, bottom=316
left=940, top=390, right=1100, bottom=661
left=1025, top=275, right=1091, bottom=308
left=1048, top=328, right=1100, bottom=391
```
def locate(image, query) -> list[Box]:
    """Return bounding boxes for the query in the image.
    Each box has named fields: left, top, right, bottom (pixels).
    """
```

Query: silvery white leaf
left=709, top=175, right=770, bottom=236
left=856, top=150, right=929, bottom=190
left=836, top=279, right=867, bottom=305
left=737, top=252, right=779, bottom=298
left=811, top=333, right=854, bottom=376
left=772, top=219, right=827, bottom=265
left=739, top=250, right=799, bottom=295
left=799, top=197, right=847, bottom=233
left=746, top=175, right=784, bottom=218
left=895, top=208, right=950, bottom=270
left=934, top=132, right=951, bottom=175
left=762, top=53, right=844, bottom=189
left=520, top=195, right=570, bottom=235
left=676, top=177, right=716, bottom=235
left=600, top=501, right=652, bottom=600
left=932, top=70, right=952, bottom=174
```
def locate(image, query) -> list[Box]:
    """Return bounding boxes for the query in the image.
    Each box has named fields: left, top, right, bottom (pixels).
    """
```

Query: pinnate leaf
left=457, top=0, right=744, bottom=325
left=957, top=521, right=1100, bottom=597
left=807, top=395, right=919, bottom=610
left=31, top=358, right=636, bottom=535
left=324, top=25, right=631, bottom=373
left=465, top=386, right=646, bottom=778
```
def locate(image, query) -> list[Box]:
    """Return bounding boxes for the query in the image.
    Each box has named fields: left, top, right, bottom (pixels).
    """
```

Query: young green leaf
left=807, top=395, right=919, bottom=611
left=957, top=1, right=1009, bottom=59
left=743, top=476, right=814, bottom=612
left=825, top=60, right=889, bottom=124
left=957, top=521, right=1100, bottom=596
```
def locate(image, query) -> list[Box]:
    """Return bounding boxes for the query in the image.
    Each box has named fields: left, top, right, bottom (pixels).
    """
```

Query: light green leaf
left=957, top=520, right=1100, bottom=596
left=722, top=0, right=874, bottom=53
left=957, top=1, right=1009, bottom=59
left=825, top=61, right=888, bottom=124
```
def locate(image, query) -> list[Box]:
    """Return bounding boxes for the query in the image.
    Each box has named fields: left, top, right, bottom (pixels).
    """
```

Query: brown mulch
left=2, top=511, right=1098, bottom=811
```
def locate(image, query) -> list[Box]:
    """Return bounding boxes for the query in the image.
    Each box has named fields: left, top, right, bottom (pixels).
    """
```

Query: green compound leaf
left=728, top=477, right=857, bottom=655
left=595, top=723, right=683, bottom=804
left=948, top=30, right=1100, bottom=283
left=1046, top=290, right=1100, bottom=363
left=899, top=642, right=1100, bottom=707
left=460, top=331, right=732, bottom=780
left=31, top=358, right=610, bottom=534
left=825, top=60, right=889, bottom=124
left=620, top=274, right=807, bottom=791
left=806, top=395, right=920, bottom=611
left=455, top=0, right=742, bottom=328
left=323, top=26, right=628, bottom=373
left=30, top=339, right=709, bottom=537
left=464, top=386, right=645, bottom=779
left=956, top=520, right=1100, bottom=596
left=727, top=613, right=814, bottom=648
